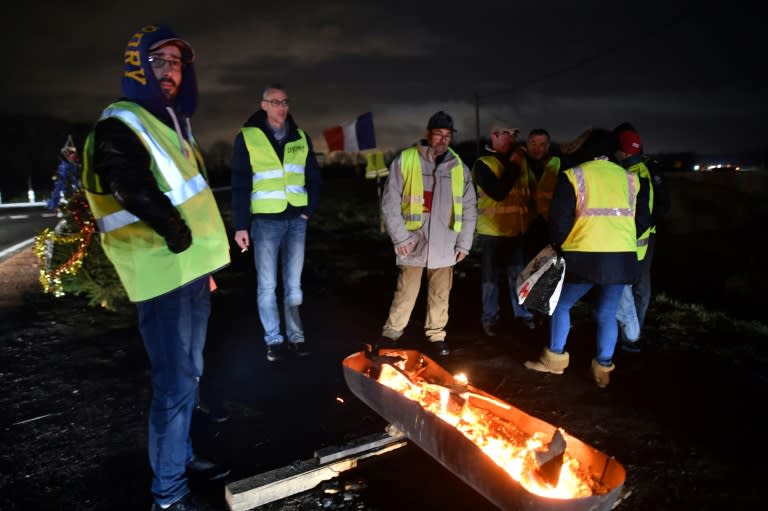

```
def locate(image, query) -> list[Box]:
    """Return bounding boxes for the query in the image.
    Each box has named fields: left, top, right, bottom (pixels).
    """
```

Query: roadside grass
left=653, top=292, right=768, bottom=338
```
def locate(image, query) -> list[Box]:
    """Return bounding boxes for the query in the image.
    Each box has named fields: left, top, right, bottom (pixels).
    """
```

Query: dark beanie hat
left=427, top=111, right=456, bottom=132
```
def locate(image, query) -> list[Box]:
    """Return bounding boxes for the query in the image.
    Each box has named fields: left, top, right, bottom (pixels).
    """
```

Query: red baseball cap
left=619, top=130, right=643, bottom=155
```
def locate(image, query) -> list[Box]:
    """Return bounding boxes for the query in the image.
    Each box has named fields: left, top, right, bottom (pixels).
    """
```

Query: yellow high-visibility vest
left=560, top=159, right=639, bottom=253
left=365, top=151, right=388, bottom=179
left=626, top=160, right=654, bottom=260
left=82, top=101, right=230, bottom=302
left=400, top=146, right=464, bottom=232
left=522, top=156, right=561, bottom=221
left=241, top=127, right=309, bottom=213
left=474, top=155, right=531, bottom=236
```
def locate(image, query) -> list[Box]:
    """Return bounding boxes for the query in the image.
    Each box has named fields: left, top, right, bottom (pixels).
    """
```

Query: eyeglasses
left=148, top=55, right=185, bottom=71
left=263, top=98, right=290, bottom=107
left=495, top=130, right=518, bottom=137
left=431, top=130, right=452, bottom=140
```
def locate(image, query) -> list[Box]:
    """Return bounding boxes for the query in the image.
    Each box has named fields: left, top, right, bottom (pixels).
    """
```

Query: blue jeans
left=137, top=276, right=210, bottom=507
left=479, top=235, right=532, bottom=327
left=550, top=282, right=624, bottom=365
left=616, top=284, right=640, bottom=342
left=251, top=216, right=307, bottom=344
left=617, top=234, right=655, bottom=341
left=633, top=233, right=655, bottom=329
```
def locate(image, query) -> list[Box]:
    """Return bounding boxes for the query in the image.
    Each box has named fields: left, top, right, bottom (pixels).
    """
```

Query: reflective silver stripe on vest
left=285, top=163, right=305, bottom=175
left=252, top=190, right=287, bottom=200
left=252, top=169, right=285, bottom=182
left=637, top=237, right=649, bottom=247
left=101, top=107, right=186, bottom=190
left=572, top=165, right=636, bottom=217
left=96, top=173, right=208, bottom=233
left=251, top=165, right=307, bottom=194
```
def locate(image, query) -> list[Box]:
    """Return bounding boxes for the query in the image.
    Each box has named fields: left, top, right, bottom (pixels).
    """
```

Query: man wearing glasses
left=231, top=84, right=322, bottom=363
left=472, top=121, right=537, bottom=337
left=378, top=111, right=477, bottom=357
left=82, top=25, right=231, bottom=511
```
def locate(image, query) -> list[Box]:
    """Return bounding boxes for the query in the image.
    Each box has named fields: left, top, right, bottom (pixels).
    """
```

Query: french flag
left=323, top=112, right=376, bottom=153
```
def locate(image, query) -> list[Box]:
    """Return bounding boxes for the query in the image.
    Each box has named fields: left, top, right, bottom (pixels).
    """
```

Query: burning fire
left=374, top=361, right=598, bottom=499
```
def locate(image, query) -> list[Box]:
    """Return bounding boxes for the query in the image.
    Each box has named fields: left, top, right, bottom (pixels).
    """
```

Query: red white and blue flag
left=323, top=112, right=376, bottom=153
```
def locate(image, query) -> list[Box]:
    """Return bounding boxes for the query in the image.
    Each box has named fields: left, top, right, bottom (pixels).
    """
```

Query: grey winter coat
left=380, top=141, right=477, bottom=269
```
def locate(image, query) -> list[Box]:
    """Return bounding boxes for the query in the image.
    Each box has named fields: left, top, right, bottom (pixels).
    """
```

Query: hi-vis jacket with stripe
left=560, top=158, right=639, bottom=253
left=241, top=127, right=309, bottom=214
left=474, top=155, right=534, bottom=237
left=82, top=101, right=230, bottom=302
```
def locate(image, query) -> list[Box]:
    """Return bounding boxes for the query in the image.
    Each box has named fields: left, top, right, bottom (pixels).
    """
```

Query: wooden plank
left=315, top=430, right=405, bottom=464
left=225, top=430, right=408, bottom=511
left=225, top=458, right=356, bottom=511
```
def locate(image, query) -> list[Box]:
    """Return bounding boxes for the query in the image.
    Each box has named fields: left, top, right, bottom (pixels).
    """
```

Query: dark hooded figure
left=81, top=24, right=230, bottom=511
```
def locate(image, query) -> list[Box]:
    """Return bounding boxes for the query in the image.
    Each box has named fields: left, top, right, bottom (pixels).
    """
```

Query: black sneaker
left=288, top=341, right=311, bottom=357
left=482, top=324, right=497, bottom=337
left=150, top=492, right=216, bottom=511
left=433, top=341, right=450, bottom=356
left=186, top=456, right=230, bottom=481
left=266, top=343, right=285, bottom=362
left=621, top=338, right=642, bottom=353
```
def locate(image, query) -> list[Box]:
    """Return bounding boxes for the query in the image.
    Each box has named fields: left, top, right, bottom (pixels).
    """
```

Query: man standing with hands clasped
left=231, top=84, right=322, bottom=363
left=378, top=111, right=477, bottom=357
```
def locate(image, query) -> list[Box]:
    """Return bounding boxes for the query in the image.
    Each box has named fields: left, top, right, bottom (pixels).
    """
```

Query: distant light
left=693, top=164, right=700, bottom=171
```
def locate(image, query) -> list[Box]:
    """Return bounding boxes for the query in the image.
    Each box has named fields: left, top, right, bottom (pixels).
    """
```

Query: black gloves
left=163, top=215, right=193, bottom=254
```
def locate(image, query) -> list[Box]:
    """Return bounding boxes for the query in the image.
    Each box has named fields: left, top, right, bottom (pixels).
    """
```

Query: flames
left=374, top=361, right=596, bottom=499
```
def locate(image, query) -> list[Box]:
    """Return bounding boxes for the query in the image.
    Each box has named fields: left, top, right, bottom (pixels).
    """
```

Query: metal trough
left=342, top=348, right=626, bottom=511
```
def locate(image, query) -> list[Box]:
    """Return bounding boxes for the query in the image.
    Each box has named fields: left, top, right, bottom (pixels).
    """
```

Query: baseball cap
left=619, top=130, right=643, bottom=155
left=489, top=120, right=519, bottom=137
left=150, top=37, right=195, bottom=63
left=427, top=111, right=456, bottom=132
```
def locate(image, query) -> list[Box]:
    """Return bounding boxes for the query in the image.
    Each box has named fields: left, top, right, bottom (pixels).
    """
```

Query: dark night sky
left=3, top=1, right=766, bottom=157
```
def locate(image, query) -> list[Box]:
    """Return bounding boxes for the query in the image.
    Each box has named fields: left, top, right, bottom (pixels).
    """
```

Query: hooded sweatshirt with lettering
left=91, top=24, right=200, bottom=249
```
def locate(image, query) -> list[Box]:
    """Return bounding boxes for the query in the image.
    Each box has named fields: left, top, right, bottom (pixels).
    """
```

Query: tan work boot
left=590, top=359, right=615, bottom=388
left=524, top=348, right=570, bottom=375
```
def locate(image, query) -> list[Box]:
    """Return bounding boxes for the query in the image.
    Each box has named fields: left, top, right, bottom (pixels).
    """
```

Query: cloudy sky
left=3, top=1, right=766, bottom=157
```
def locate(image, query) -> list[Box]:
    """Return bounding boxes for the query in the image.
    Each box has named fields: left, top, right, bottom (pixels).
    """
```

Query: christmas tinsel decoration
left=33, top=136, right=128, bottom=310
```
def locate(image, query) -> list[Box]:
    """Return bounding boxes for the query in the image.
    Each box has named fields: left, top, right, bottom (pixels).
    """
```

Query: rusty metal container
left=342, top=349, right=626, bottom=511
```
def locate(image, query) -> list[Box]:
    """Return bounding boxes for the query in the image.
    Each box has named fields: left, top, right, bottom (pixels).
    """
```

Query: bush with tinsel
left=34, top=137, right=128, bottom=311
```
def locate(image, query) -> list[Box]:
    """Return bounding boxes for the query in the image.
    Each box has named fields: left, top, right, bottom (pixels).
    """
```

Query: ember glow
left=374, top=362, right=596, bottom=499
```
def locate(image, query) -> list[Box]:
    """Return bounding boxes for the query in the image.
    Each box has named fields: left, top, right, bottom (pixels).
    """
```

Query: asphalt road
left=0, top=204, right=59, bottom=262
